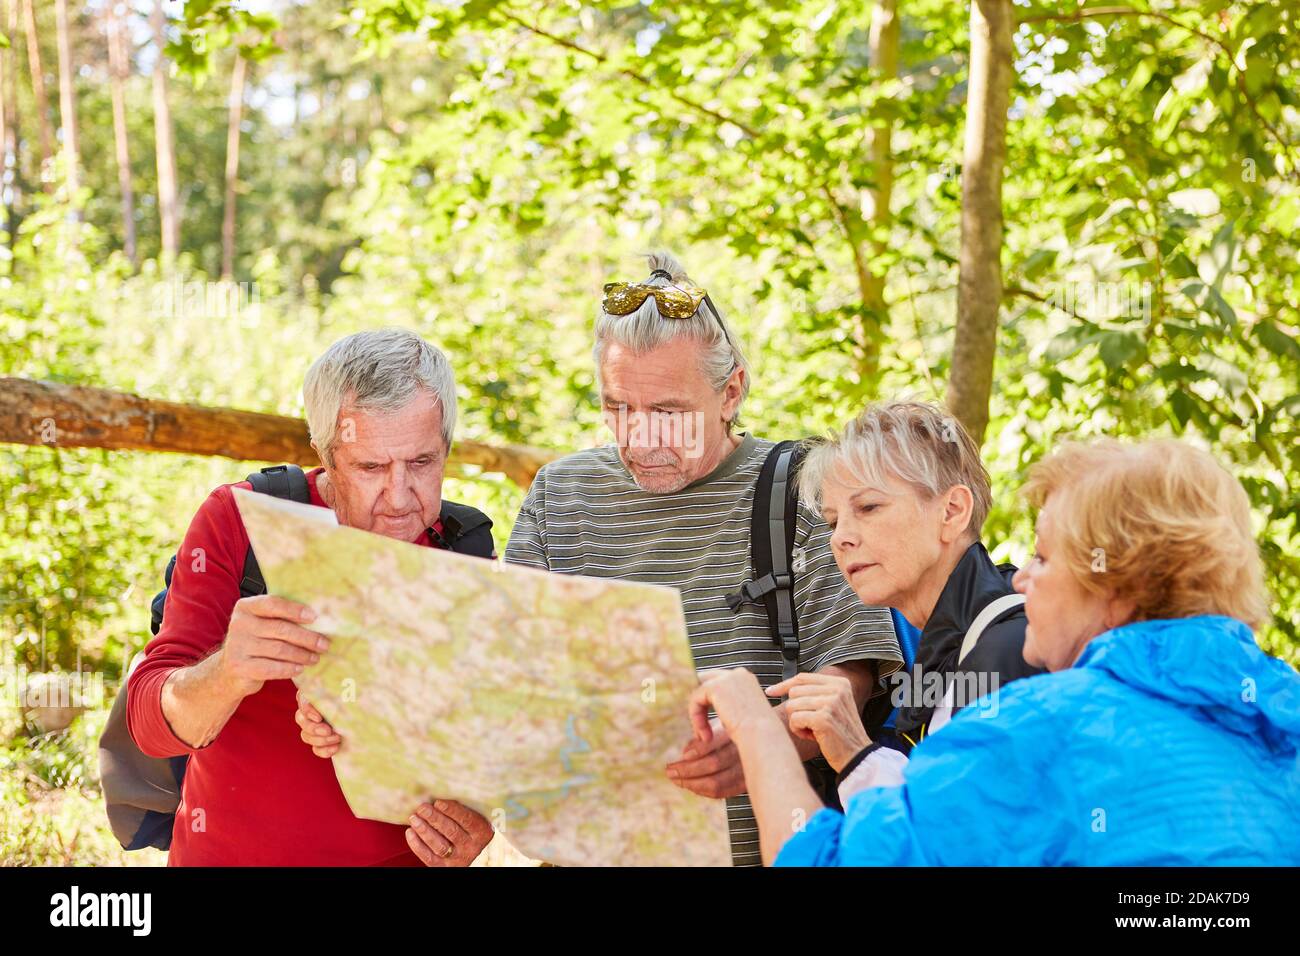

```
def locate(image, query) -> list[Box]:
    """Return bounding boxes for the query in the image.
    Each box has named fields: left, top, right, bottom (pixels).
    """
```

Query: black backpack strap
left=726, top=440, right=802, bottom=681
left=433, top=500, right=496, bottom=558
left=725, top=439, right=841, bottom=810
left=150, top=465, right=311, bottom=633
left=247, top=463, right=310, bottom=501
left=150, top=553, right=179, bottom=635
left=238, top=465, right=312, bottom=596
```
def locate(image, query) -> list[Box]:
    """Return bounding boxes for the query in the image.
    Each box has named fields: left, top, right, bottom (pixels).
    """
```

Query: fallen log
left=0, top=377, right=556, bottom=487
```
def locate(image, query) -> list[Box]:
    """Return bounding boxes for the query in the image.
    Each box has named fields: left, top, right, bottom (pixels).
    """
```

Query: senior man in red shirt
left=127, top=328, right=495, bottom=866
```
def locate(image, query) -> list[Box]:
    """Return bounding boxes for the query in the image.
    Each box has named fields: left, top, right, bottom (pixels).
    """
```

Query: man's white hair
left=593, top=251, right=751, bottom=426
left=303, top=328, right=457, bottom=467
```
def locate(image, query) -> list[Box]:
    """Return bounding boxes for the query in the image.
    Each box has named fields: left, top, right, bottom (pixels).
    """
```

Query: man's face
left=599, top=338, right=743, bottom=494
left=320, top=390, right=447, bottom=542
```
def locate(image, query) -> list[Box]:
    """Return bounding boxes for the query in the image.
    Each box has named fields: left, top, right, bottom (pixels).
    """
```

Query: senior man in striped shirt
left=504, top=252, right=902, bottom=866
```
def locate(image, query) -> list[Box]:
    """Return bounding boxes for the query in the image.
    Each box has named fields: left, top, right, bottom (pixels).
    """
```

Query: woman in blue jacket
left=691, top=438, right=1300, bottom=865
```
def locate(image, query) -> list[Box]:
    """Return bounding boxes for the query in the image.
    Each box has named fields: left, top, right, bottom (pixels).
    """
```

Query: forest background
left=1, top=0, right=1296, bottom=863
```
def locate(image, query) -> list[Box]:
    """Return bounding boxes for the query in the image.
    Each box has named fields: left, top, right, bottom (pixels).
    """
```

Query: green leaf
left=1183, top=280, right=1238, bottom=327
left=1098, top=330, right=1143, bottom=370
left=1044, top=324, right=1103, bottom=363
left=1244, top=55, right=1271, bottom=99
left=1202, top=285, right=1238, bottom=326
left=1167, top=252, right=1199, bottom=279
left=1019, top=248, right=1058, bottom=281
left=1198, top=354, right=1249, bottom=399
left=1257, top=322, right=1300, bottom=361
left=1169, top=389, right=1195, bottom=430
left=1128, top=58, right=1157, bottom=94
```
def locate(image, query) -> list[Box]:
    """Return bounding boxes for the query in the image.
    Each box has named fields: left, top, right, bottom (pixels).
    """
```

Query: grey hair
left=593, top=251, right=751, bottom=427
left=303, top=328, right=458, bottom=467
left=798, top=400, right=993, bottom=539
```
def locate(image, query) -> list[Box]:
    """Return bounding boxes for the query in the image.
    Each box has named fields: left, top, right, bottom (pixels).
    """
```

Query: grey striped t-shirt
left=504, top=432, right=902, bottom=866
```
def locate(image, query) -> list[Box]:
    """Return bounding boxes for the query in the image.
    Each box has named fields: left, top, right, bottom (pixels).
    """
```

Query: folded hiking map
left=233, top=487, right=732, bottom=866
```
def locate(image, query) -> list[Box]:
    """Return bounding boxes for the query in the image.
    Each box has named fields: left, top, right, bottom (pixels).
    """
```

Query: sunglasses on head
left=602, top=269, right=738, bottom=353
left=601, top=270, right=709, bottom=319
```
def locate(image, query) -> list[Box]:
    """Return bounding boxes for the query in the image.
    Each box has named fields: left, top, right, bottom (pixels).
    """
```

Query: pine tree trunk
left=221, top=54, right=246, bottom=281
left=0, top=0, right=9, bottom=232
left=53, top=0, right=78, bottom=200
left=1, top=0, right=18, bottom=242
left=150, top=0, right=179, bottom=258
left=106, top=0, right=136, bottom=264
left=20, top=0, right=52, bottom=188
left=947, top=0, right=1013, bottom=445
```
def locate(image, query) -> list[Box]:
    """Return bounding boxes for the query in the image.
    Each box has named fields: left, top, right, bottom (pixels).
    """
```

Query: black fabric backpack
left=99, top=464, right=495, bottom=852
left=726, top=440, right=842, bottom=810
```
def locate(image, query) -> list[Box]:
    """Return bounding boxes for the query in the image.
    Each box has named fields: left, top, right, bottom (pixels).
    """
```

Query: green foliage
left=0, top=0, right=1297, bottom=866
left=1, top=0, right=1297, bottom=742
left=2, top=0, right=1296, bottom=677
left=327, top=0, right=1300, bottom=655
left=169, top=0, right=282, bottom=79
left=0, top=711, right=167, bottom=865
left=994, top=3, right=1300, bottom=654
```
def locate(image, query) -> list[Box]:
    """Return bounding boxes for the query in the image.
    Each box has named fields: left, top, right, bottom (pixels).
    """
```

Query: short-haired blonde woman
left=693, top=437, right=1300, bottom=865
left=764, top=401, right=1042, bottom=792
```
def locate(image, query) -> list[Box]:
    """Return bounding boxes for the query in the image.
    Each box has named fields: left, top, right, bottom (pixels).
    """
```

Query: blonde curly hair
left=1022, top=438, right=1269, bottom=629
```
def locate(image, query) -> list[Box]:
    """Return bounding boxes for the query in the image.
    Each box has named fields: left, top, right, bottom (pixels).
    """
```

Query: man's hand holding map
left=233, top=487, right=732, bottom=867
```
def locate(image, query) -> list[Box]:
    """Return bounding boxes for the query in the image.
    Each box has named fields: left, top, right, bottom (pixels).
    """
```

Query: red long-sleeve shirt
left=127, top=468, right=439, bottom=866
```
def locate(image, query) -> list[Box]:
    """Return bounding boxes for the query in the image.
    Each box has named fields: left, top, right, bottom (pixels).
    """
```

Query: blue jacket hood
left=1075, top=615, right=1300, bottom=756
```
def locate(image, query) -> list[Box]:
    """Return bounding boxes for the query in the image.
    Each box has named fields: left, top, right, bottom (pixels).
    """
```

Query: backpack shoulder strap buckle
left=725, top=571, right=792, bottom=612
left=779, top=633, right=800, bottom=680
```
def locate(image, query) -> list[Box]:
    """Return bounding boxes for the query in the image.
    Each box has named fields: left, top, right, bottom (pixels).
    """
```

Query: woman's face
left=820, top=463, right=947, bottom=612
left=1013, top=496, right=1125, bottom=671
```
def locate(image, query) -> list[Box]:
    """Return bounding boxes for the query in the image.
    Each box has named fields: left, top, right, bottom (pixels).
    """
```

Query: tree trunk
left=0, top=0, right=9, bottom=234
left=947, top=0, right=1013, bottom=446
left=221, top=53, right=246, bottom=281
left=20, top=0, right=52, bottom=188
left=150, top=0, right=179, bottom=258
left=859, top=0, right=900, bottom=382
left=1, top=0, right=18, bottom=243
left=53, top=0, right=78, bottom=201
left=106, top=0, right=136, bottom=264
